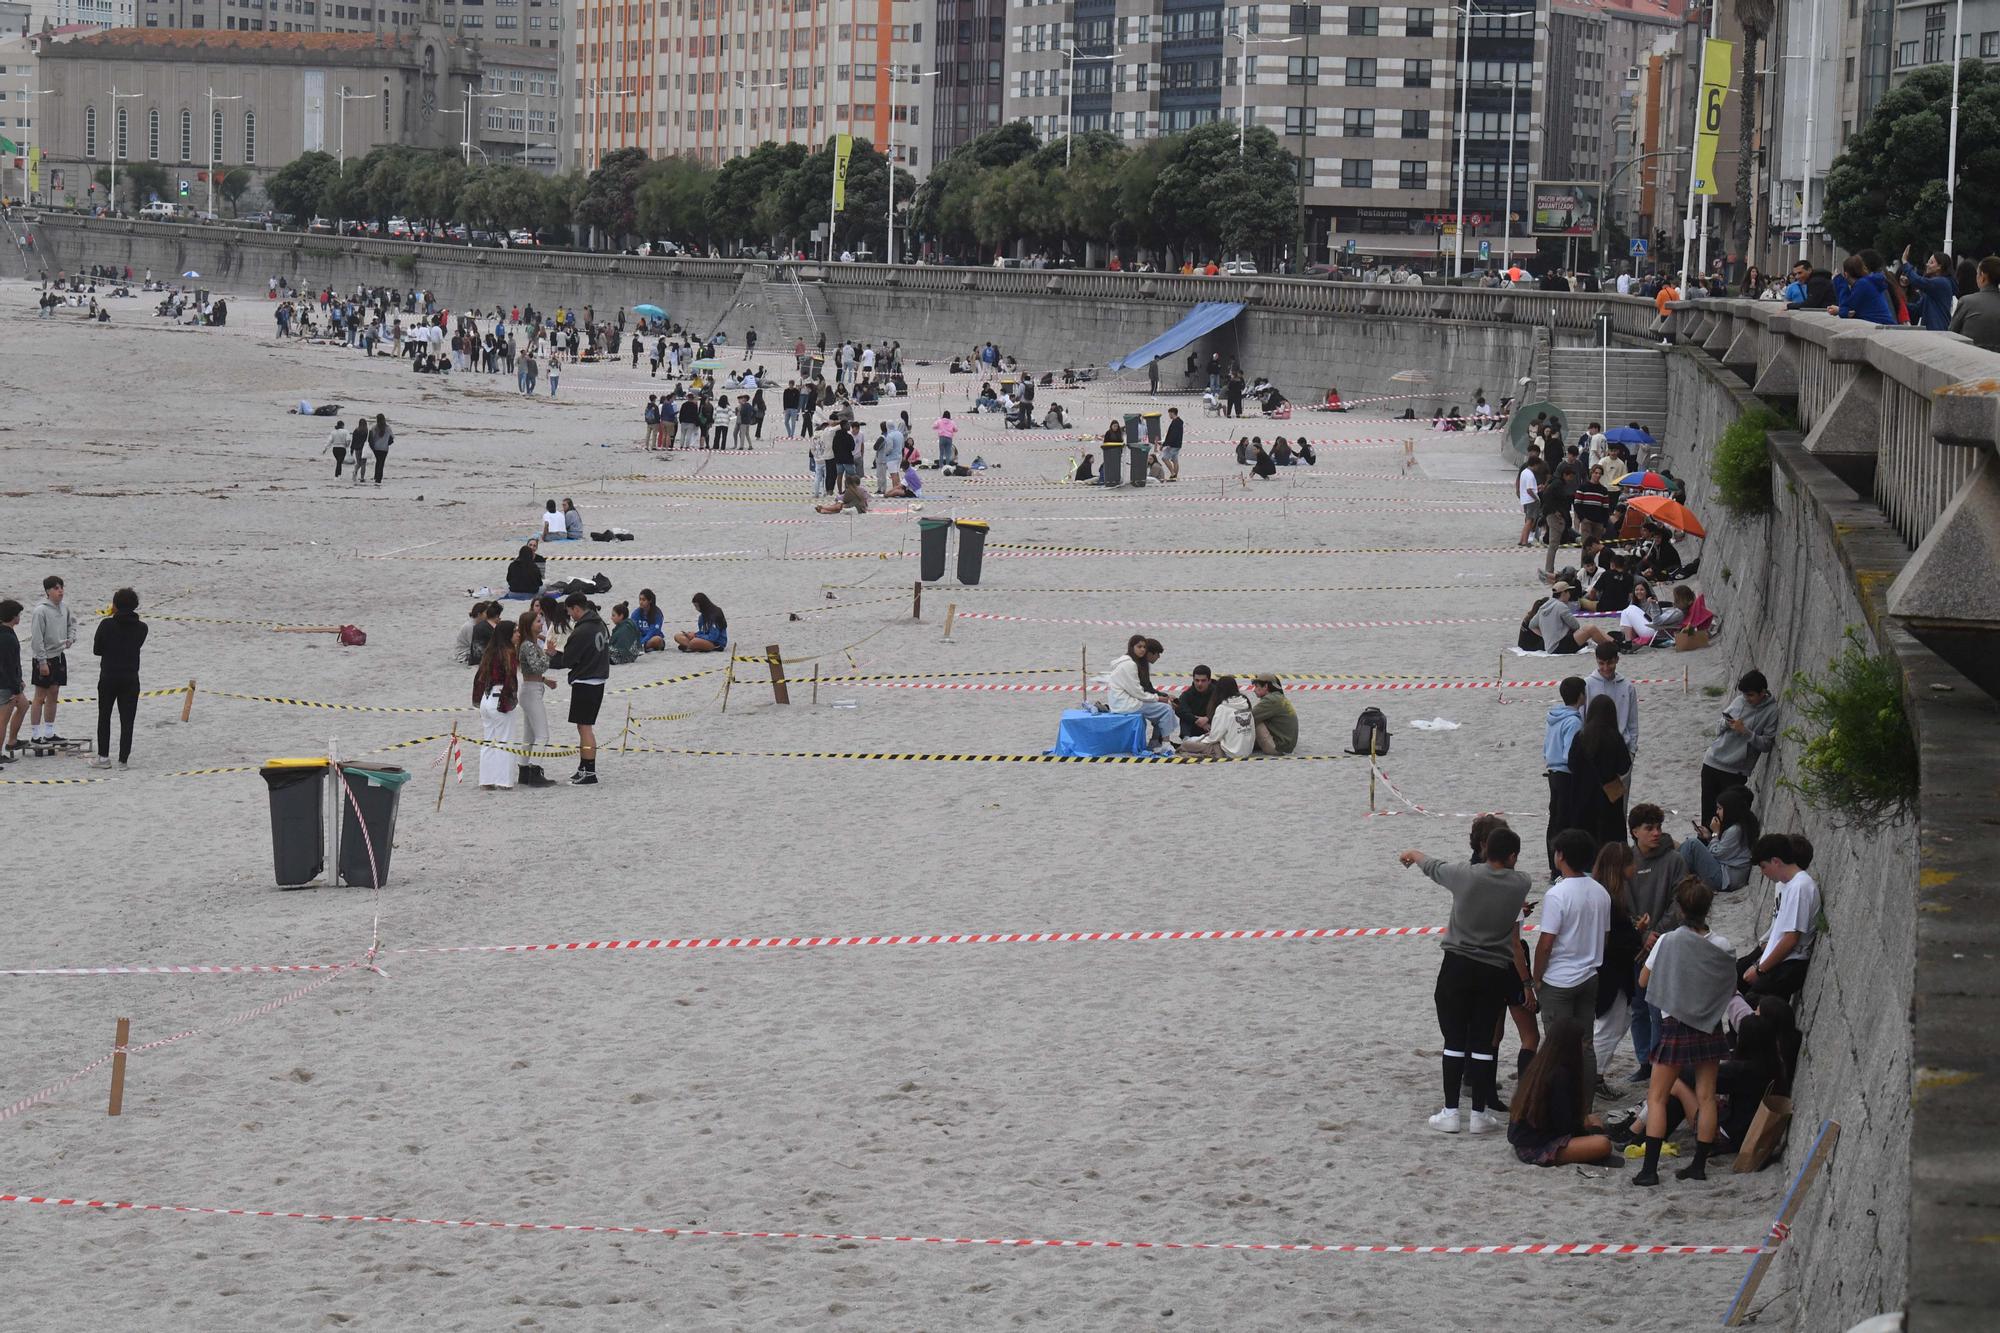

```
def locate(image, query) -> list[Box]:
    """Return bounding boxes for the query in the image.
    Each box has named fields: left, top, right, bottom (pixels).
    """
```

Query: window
left=1399, top=160, right=1426, bottom=190
left=1404, top=58, right=1432, bottom=87
left=1340, top=158, right=1372, bottom=188
left=212, top=108, right=223, bottom=161
left=1402, top=108, right=1430, bottom=138
left=1285, top=105, right=1316, bottom=134
left=1897, top=40, right=1917, bottom=65
left=1407, top=7, right=1434, bottom=37
left=244, top=109, right=255, bottom=163
left=1286, top=55, right=1318, bottom=84
left=1343, top=106, right=1373, bottom=136
left=1347, top=5, right=1376, bottom=36
left=1288, top=4, right=1318, bottom=34
left=1923, top=5, right=1948, bottom=63
left=148, top=107, right=160, bottom=159
left=115, top=106, right=128, bottom=159
left=1984, top=31, right=1999, bottom=57
left=1345, top=57, right=1376, bottom=86
left=85, top=103, right=97, bottom=157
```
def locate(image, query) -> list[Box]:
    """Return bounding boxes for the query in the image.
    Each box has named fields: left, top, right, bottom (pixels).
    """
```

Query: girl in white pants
left=473, top=622, right=519, bottom=791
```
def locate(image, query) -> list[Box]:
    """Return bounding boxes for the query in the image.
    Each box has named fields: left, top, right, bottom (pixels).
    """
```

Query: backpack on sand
left=1348, top=707, right=1390, bottom=756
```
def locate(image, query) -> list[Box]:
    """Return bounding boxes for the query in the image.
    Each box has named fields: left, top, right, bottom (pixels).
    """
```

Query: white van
left=138, top=202, right=178, bottom=222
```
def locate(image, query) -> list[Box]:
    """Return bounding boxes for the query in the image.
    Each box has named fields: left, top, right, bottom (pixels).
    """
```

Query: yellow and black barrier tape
left=608, top=667, right=722, bottom=695
left=199, top=690, right=466, bottom=714
left=456, top=737, right=584, bottom=759
left=0, top=775, right=109, bottom=786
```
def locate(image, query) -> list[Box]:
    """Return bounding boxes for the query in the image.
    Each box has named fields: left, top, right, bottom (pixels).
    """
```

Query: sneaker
left=87, top=756, right=112, bottom=769
left=1467, top=1110, right=1503, bottom=1135
left=1627, top=1063, right=1652, bottom=1084
left=568, top=770, right=598, bottom=785
left=1426, top=1107, right=1465, bottom=1134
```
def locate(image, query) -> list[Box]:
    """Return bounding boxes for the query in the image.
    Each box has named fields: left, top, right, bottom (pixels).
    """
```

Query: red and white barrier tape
left=956, top=613, right=1511, bottom=631
left=0, top=1194, right=1774, bottom=1256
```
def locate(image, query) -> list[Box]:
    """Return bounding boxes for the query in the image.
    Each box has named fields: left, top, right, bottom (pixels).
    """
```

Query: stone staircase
left=707, top=262, right=840, bottom=366
left=1545, top=344, right=1669, bottom=435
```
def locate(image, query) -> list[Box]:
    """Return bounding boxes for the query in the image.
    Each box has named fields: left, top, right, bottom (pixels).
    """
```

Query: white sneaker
left=1427, top=1107, right=1465, bottom=1134
left=1468, top=1110, right=1503, bottom=1135
left=87, top=756, right=113, bottom=769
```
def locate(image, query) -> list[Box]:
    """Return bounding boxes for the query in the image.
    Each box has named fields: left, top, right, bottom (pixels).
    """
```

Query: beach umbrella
left=1604, top=425, right=1656, bottom=444
left=182, top=270, right=200, bottom=278
left=1626, top=494, right=1705, bottom=538
left=633, top=303, right=666, bottom=319
left=1616, top=470, right=1670, bottom=491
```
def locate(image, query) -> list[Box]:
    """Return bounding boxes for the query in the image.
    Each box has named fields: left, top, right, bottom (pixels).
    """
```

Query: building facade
left=473, top=39, right=556, bottom=168
left=35, top=27, right=480, bottom=206
left=571, top=0, right=934, bottom=174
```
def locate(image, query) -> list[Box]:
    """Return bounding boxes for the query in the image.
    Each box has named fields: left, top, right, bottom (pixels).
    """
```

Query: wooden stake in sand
left=1724, top=1120, right=1840, bottom=1326
left=435, top=722, right=457, bottom=813
left=1081, top=645, right=1088, bottom=697
left=107, top=1017, right=129, bottom=1117
left=912, top=580, right=922, bottom=620
left=942, top=603, right=957, bottom=640
left=1368, top=734, right=1378, bottom=812
left=180, top=678, right=196, bottom=723
left=720, top=658, right=736, bottom=714
left=619, top=702, right=634, bottom=754
left=812, top=663, right=820, bottom=705
left=765, top=644, right=790, bottom=705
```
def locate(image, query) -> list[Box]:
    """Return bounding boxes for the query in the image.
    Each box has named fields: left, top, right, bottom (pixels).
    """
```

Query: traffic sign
left=1630, top=238, right=1649, bottom=257
left=1344, top=238, right=1356, bottom=254
left=1478, top=241, right=1491, bottom=260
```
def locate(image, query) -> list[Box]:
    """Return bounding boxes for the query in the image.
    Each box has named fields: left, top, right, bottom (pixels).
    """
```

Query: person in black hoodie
left=505, top=542, right=545, bottom=598
left=90, top=587, right=148, bottom=768
left=550, top=593, right=610, bottom=785
left=0, top=599, right=25, bottom=763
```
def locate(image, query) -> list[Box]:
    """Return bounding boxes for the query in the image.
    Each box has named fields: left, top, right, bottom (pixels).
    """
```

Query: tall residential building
left=572, top=0, right=934, bottom=175
left=1000, top=3, right=1564, bottom=268
left=929, top=0, right=1006, bottom=160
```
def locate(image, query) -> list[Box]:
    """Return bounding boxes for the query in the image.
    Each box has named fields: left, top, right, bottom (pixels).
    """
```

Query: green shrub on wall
left=1780, top=627, right=1919, bottom=829
left=1710, top=406, right=1786, bottom=515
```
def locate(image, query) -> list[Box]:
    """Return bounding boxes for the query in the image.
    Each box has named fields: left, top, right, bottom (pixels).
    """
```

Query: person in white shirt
left=1616, top=582, right=1658, bottom=647
left=1533, top=829, right=1614, bottom=1092
left=1616, top=272, right=1634, bottom=296
left=1739, top=834, right=1820, bottom=999
left=1517, top=462, right=1541, bottom=546
left=1100, top=634, right=1179, bottom=752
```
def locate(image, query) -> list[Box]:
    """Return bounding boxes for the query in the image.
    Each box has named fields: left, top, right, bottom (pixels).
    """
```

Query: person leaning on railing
left=1949, top=256, right=2000, bottom=353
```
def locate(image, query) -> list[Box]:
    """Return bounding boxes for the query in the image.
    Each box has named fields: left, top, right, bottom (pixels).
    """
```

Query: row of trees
left=1822, top=59, right=2000, bottom=261
left=92, top=161, right=252, bottom=213
left=250, top=121, right=1302, bottom=262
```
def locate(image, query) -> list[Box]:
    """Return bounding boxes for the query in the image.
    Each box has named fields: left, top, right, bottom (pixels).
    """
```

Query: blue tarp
left=1106, top=301, right=1246, bottom=372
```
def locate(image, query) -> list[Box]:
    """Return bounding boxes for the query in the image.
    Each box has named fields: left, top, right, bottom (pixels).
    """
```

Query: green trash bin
left=337, top=764, right=412, bottom=888
left=918, top=516, right=953, bottom=582
left=1099, top=441, right=1125, bottom=487
left=260, top=758, right=328, bottom=889
left=955, top=519, right=990, bottom=584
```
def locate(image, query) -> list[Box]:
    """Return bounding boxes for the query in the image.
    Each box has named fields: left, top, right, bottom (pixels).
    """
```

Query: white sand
left=0, top=277, right=1790, bottom=1329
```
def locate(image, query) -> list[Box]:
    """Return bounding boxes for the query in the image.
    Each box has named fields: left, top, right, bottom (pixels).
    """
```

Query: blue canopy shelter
left=1106, top=301, right=1246, bottom=371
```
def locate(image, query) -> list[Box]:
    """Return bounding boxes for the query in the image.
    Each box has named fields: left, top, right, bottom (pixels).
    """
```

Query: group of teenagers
left=455, top=585, right=728, bottom=789
left=1098, top=635, right=1301, bottom=759
left=0, top=574, right=151, bottom=770
left=319, top=413, right=396, bottom=484
left=1393, top=664, right=1804, bottom=1184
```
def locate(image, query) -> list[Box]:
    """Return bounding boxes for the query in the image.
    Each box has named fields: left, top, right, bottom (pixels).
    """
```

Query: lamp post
left=1500, top=60, right=1520, bottom=271
left=205, top=88, right=241, bottom=218
left=1058, top=44, right=1122, bottom=165
left=334, top=87, right=376, bottom=167
left=106, top=87, right=140, bottom=214
left=1593, top=149, right=1679, bottom=273
left=730, top=74, right=787, bottom=163
left=1944, top=0, right=1965, bottom=256
left=1231, top=29, right=1301, bottom=158
left=456, top=87, right=503, bottom=167
left=883, top=64, right=940, bottom=264
left=1449, top=3, right=1536, bottom=278
left=580, top=80, right=636, bottom=172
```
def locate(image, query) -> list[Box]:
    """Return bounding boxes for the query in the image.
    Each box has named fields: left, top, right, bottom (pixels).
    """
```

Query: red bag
left=338, top=625, right=367, bottom=646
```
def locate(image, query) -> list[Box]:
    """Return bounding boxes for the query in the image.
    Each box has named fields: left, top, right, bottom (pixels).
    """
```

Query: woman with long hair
left=473, top=620, right=520, bottom=791
left=1507, top=1019, right=1618, bottom=1166
left=1683, top=784, right=1760, bottom=892
left=513, top=607, right=557, bottom=788
left=1633, top=877, right=1737, bottom=1186
left=1590, top=841, right=1645, bottom=1081
left=1564, top=695, right=1632, bottom=849
left=88, top=586, right=147, bottom=769
left=633, top=588, right=667, bottom=652
left=1173, top=675, right=1253, bottom=758
left=673, top=593, right=729, bottom=653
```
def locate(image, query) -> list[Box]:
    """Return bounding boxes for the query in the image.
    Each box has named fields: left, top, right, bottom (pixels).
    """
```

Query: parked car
left=386, top=216, right=411, bottom=237
left=1222, top=257, right=1259, bottom=275
left=137, top=202, right=178, bottom=222
left=307, top=216, right=334, bottom=233
left=507, top=229, right=538, bottom=247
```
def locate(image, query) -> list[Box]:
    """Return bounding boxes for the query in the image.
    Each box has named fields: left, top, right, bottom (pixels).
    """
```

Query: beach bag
left=1348, top=707, right=1390, bottom=756
left=1733, top=1094, right=1792, bottom=1172
left=1602, top=775, right=1628, bottom=804
left=338, top=625, right=367, bottom=646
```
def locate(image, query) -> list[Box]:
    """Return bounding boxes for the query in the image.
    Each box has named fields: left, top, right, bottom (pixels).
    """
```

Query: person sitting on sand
left=541, top=500, right=567, bottom=541
left=1173, top=664, right=1217, bottom=738
left=1531, top=582, right=1613, bottom=655
left=672, top=593, right=729, bottom=653
left=633, top=589, right=668, bottom=652
left=1248, top=673, right=1298, bottom=754
left=1103, top=634, right=1179, bottom=752
left=1248, top=442, right=1278, bottom=482
left=454, top=602, right=486, bottom=664
left=608, top=601, right=643, bottom=665
left=1174, top=674, right=1253, bottom=758
left=817, top=477, right=871, bottom=513
left=505, top=542, right=544, bottom=599
left=1507, top=1019, right=1621, bottom=1165
left=562, top=498, right=584, bottom=541
left=887, top=464, right=924, bottom=498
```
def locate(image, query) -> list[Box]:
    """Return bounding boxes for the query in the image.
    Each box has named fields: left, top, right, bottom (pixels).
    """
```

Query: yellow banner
left=28, top=146, right=38, bottom=196
left=831, top=133, right=853, bottom=212
left=1693, top=38, right=1734, bottom=196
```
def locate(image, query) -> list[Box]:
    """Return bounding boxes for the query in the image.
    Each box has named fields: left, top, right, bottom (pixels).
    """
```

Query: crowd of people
left=1087, top=636, right=1301, bottom=759
left=0, top=573, right=150, bottom=771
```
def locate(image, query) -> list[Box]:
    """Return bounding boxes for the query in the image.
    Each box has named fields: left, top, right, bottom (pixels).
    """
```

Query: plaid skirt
left=1653, top=1015, right=1731, bottom=1068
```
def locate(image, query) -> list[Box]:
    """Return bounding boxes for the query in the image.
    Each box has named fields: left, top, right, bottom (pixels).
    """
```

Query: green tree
left=218, top=166, right=255, bottom=216
left=776, top=137, right=902, bottom=257
left=634, top=155, right=718, bottom=247
left=537, top=170, right=587, bottom=243
left=120, top=162, right=171, bottom=211
left=575, top=146, right=650, bottom=245
left=1111, top=136, right=1176, bottom=256
left=708, top=141, right=808, bottom=249
left=406, top=155, right=466, bottom=227
left=265, top=150, right=339, bottom=222
left=1823, top=61, right=2000, bottom=259
left=1150, top=123, right=1298, bottom=263
left=908, top=122, right=1040, bottom=257
left=322, top=157, right=368, bottom=222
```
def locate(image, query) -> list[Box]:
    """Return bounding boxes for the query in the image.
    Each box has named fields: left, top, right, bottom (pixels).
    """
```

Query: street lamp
left=334, top=87, right=376, bottom=167
left=1593, top=149, right=1679, bottom=273
left=730, top=74, right=787, bottom=162
left=581, top=79, right=636, bottom=172
left=1058, top=44, right=1122, bottom=166
left=1230, top=30, right=1301, bottom=158
left=882, top=64, right=940, bottom=265
left=105, top=87, right=141, bottom=214
left=1944, top=0, right=1965, bottom=256
left=456, top=87, right=503, bottom=167
left=1450, top=3, right=1535, bottom=277
left=205, top=88, right=241, bottom=219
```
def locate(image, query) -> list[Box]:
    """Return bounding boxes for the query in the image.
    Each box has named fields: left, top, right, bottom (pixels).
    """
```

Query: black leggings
left=97, top=676, right=139, bottom=763
left=370, top=448, right=386, bottom=482
left=1435, top=951, right=1513, bottom=1111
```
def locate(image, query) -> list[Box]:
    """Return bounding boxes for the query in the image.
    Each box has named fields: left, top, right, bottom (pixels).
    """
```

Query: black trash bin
left=1099, top=441, right=1125, bottom=487
left=1127, top=436, right=1152, bottom=488
left=337, top=764, right=412, bottom=888
left=918, top=516, right=953, bottom=582
left=1141, top=411, right=1163, bottom=443
left=955, top=519, right=989, bottom=584
left=260, top=758, right=328, bottom=888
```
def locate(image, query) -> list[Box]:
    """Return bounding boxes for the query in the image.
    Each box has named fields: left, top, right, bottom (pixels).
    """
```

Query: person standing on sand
left=369, top=413, right=393, bottom=484
left=27, top=574, right=75, bottom=754
left=0, top=600, right=28, bottom=763
left=325, top=419, right=349, bottom=478
left=550, top=593, right=609, bottom=786
left=88, top=586, right=146, bottom=769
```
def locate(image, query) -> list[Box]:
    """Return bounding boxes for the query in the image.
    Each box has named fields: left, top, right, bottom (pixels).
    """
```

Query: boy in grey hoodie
left=1625, top=801, right=1687, bottom=1077
left=1699, top=669, right=1780, bottom=817
left=1541, top=676, right=1586, bottom=873
left=28, top=574, right=75, bottom=752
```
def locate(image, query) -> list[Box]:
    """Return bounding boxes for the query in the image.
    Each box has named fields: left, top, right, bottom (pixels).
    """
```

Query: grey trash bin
left=1099, top=440, right=1125, bottom=486
left=918, top=516, right=952, bottom=581
left=1127, top=436, right=1152, bottom=488
left=954, top=519, right=989, bottom=584
left=260, top=758, right=328, bottom=888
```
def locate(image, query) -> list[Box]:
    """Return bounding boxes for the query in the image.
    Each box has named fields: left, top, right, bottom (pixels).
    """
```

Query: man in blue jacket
left=1542, top=676, right=1586, bottom=873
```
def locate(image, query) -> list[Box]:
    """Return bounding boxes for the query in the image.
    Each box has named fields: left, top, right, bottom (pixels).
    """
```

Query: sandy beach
left=0, top=275, right=1791, bottom=1329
